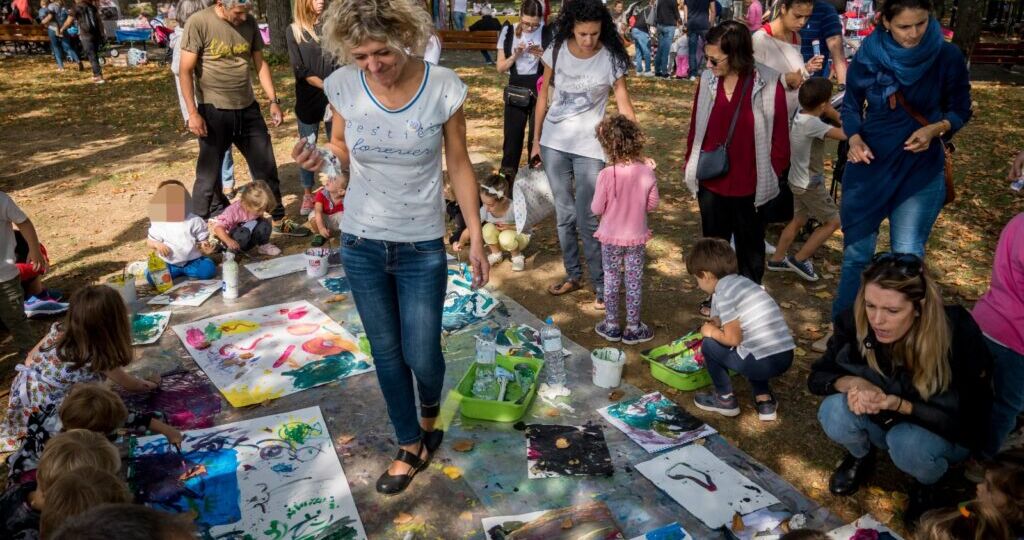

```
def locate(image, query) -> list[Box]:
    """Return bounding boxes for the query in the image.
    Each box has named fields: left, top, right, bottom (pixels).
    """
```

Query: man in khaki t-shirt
left=179, top=0, right=309, bottom=237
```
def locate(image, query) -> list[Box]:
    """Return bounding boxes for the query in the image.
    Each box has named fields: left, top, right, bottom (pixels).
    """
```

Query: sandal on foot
left=421, top=403, right=445, bottom=453
left=376, top=444, right=428, bottom=495
left=547, top=279, right=581, bottom=296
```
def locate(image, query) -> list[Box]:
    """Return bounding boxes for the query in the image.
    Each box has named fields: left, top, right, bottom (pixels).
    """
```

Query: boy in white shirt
left=0, top=192, right=45, bottom=355
left=767, top=78, right=847, bottom=281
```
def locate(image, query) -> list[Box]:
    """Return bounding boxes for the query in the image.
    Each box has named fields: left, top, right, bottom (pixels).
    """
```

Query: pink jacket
left=591, top=163, right=659, bottom=246
left=973, top=213, right=1024, bottom=355
left=210, top=201, right=263, bottom=232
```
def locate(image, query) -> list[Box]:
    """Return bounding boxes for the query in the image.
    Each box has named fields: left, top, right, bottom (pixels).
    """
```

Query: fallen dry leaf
left=555, top=437, right=570, bottom=449
left=393, top=512, right=414, bottom=525
left=336, top=434, right=355, bottom=445
left=731, top=512, right=745, bottom=532
left=459, top=511, right=474, bottom=521
left=794, top=347, right=807, bottom=358
left=545, top=408, right=560, bottom=418
left=325, top=294, right=348, bottom=303
left=452, top=440, right=475, bottom=452
left=561, top=518, right=574, bottom=529
left=814, top=291, right=833, bottom=299
left=608, top=389, right=625, bottom=401
left=443, top=465, right=463, bottom=480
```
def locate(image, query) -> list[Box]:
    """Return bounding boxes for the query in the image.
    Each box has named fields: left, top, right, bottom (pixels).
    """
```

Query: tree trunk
left=953, top=0, right=985, bottom=61
left=265, top=0, right=291, bottom=57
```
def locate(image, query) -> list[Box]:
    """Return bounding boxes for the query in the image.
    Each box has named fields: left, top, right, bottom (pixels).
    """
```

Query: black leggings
left=500, top=73, right=541, bottom=176
left=79, top=35, right=102, bottom=77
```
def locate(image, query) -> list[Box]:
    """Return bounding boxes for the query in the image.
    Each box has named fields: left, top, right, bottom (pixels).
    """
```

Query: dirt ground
left=1, top=50, right=1022, bottom=532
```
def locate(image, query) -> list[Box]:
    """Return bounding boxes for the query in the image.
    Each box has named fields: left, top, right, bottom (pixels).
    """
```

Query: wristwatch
left=269, top=97, right=281, bottom=105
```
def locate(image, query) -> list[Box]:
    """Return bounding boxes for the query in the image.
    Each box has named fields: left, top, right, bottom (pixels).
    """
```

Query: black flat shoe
left=375, top=445, right=428, bottom=495
left=421, top=403, right=445, bottom=453
left=904, top=480, right=945, bottom=525
left=829, top=449, right=875, bottom=496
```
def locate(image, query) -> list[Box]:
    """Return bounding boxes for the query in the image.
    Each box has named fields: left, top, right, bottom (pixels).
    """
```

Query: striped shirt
left=711, top=274, right=795, bottom=359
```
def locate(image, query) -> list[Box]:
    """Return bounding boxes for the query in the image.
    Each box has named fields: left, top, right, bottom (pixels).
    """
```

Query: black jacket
left=808, top=306, right=993, bottom=451
left=469, top=15, right=503, bottom=32
left=655, top=0, right=682, bottom=26
left=285, top=26, right=339, bottom=124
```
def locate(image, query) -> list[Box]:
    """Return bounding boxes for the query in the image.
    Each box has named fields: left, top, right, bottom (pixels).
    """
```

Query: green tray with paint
left=455, top=355, right=543, bottom=422
left=641, top=334, right=713, bottom=391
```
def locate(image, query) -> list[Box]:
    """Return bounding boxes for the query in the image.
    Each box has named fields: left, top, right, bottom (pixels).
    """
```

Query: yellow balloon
left=482, top=223, right=499, bottom=245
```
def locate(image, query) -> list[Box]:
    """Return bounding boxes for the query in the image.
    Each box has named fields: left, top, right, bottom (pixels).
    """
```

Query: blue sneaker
left=785, top=255, right=820, bottom=282
left=594, top=321, right=622, bottom=342
left=693, top=392, right=741, bottom=417
left=24, top=298, right=69, bottom=318
left=766, top=258, right=791, bottom=272
left=622, top=322, right=654, bottom=345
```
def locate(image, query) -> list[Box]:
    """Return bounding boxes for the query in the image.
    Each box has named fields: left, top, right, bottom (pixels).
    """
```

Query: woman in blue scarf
left=832, top=0, right=971, bottom=321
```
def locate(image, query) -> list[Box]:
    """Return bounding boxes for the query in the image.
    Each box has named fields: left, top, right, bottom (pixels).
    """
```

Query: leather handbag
left=504, top=85, right=535, bottom=108
left=696, top=76, right=752, bottom=182
left=892, top=91, right=956, bottom=205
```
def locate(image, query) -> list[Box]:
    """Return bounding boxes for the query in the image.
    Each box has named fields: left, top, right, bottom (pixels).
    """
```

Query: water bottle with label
left=472, top=327, right=499, bottom=400
left=222, top=251, right=239, bottom=300
left=541, top=317, right=566, bottom=387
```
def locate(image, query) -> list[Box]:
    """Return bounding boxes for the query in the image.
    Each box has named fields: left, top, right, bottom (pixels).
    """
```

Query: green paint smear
left=131, top=313, right=166, bottom=342
left=283, top=352, right=371, bottom=390
left=203, top=322, right=222, bottom=342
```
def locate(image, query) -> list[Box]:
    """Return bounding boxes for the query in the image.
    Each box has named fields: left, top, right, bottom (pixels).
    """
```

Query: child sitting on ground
left=311, top=173, right=347, bottom=247
left=7, top=382, right=183, bottom=483
left=592, top=114, right=659, bottom=344
left=210, top=180, right=281, bottom=257
left=146, top=180, right=217, bottom=286
left=0, top=190, right=47, bottom=356
left=686, top=238, right=795, bottom=421
left=0, top=429, right=121, bottom=538
left=40, top=467, right=132, bottom=538
left=767, top=78, right=846, bottom=281
left=458, top=173, right=530, bottom=272
left=0, top=285, right=159, bottom=453
left=51, top=503, right=198, bottom=540
left=975, top=449, right=1024, bottom=537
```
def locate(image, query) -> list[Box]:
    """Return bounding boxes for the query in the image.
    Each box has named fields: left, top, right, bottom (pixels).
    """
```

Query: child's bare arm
left=105, top=367, right=158, bottom=392
left=16, top=218, right=47, bottom=273
left=146, top=238, right=173, bottom=257
left=313, top=203, right=329, bottom=237
left=825, top=127, right=848, bottom=141
left=211, top=223, right=241, bottom=251
left=149, top=417, right=184, bottom=446
left=701, top=319, right=743, bottom=347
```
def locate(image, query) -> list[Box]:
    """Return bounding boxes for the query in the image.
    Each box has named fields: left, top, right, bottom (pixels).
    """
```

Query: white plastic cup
left=591, top=347, right=626, bottom=388
left=305, top=248, right=330, bottom=278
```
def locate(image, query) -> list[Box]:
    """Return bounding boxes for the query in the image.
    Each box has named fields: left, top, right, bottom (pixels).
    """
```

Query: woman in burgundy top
left=684, top=21, right=789, bottom=312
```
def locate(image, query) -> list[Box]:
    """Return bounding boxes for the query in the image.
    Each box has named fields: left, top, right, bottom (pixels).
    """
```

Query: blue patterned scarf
left=855, top=17, right=944, bottom=99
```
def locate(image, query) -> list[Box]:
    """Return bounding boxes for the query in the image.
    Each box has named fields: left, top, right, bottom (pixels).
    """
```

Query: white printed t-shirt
left=540, top=42, right=626, bottom=161
left=788, top=112, right=832, bottom=189
left=497, top=24, right=544, bottom=75
left=324, top=62, right=467, bottom=242
left=0, top=192, right=27, bottom=282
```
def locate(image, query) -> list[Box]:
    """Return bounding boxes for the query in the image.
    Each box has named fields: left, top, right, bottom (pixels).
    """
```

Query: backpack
left=503, top=22, right=553, bottom=76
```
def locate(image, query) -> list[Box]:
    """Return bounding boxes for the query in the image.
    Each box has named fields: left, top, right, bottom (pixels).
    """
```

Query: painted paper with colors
left=443, top=265, right=498, bottom=333
left=481, top=501, right=624, bottom=539
left=828, top=515, right=905, bottom=540
left=171, top=301, right=373, bottom=407
left=245, top=253, right=340, bottom=280
left=131, top=311, right=171, bottom=345
left=597, top=392, right=716, bottom=453
left=629, top=522, right=690, bottom=540
left=148, top=280, right=220, bottom=307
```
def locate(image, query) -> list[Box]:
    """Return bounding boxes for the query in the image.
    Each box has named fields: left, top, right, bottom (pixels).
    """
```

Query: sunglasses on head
left=871, top=252, right=924, bottom=277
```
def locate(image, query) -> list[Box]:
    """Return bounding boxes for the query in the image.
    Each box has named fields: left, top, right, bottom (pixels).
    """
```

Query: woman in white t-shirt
left=750, top=0, right=823, bottom=118
left=531, top=0, right=635, bottom=308
left=496, top=0, right=550, bottom=176
left=292, top=0, right=487, bottom=497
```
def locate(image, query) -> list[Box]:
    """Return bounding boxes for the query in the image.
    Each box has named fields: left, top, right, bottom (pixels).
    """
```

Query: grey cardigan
left=684, top=64, right=783, bottom=208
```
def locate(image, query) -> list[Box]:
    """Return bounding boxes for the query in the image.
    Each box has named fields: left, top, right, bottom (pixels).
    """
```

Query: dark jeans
left=79, top=35, right=102, bottom=77
left=340, top=233, right=448, bottom=445
left=194, top=102, right=284, bottom=221
left=697, top=187, right=766, bottom=284
left=702, top=337, right=793, bottom=396
left=501, top=75, right=540, bottom=175
left=480, top=51, right=494, bottom=63
left=229, top=218, right=272, bottom=252
left=985, top=337, right=1024, bottom=457
left=0, top=275, right=33, bottom=356
left=688, top=28, right=708, bottom=78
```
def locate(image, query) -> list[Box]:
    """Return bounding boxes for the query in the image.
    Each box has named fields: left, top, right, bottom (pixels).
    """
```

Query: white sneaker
left=640, top=71, right=654, bottom=77
left=764, top=240, right=777, bottom=255
left=257, top=244, right=282, bottom=256
left=487, top=252, right=504, bottom=265
left=511, top=254, right=525, bottom=272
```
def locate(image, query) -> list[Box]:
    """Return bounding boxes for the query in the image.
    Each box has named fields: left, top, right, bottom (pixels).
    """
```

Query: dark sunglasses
left=871, top=252, right=923, bottom=277
left=706, top=56, right=727, bottom=67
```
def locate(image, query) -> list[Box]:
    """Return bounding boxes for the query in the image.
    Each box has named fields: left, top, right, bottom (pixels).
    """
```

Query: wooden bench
left=0, top=24, right=50, bottom=54
left=438, top=30, right=500, bottom=51
left=970, top=42, right=1024, bottom=66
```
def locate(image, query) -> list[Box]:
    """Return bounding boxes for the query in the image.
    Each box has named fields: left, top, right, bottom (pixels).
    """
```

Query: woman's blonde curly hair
left=321, top=0, right=434, bottom=63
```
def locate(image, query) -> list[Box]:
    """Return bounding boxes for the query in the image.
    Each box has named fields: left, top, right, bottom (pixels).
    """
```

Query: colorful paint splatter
left=443, top=265, right=498, bottom=333
left=318, top=276, right=351, bottom=295
left=118, top=371, right=222, bottom=430
left=482, top=501, right=625, bottom=539
left=128, top=406, right=366, bottom=539
left=171, top=301, right=373, bottom=407
left=131, top=311, right=171, bottom=345
left=597, top=392, right=716, bottom=453
left=148, top=280, right=221, bottom=307
left=525, top=423, right=614, bottom=479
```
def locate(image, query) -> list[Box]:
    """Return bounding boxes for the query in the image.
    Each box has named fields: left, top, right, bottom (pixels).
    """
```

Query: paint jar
left=106, top=274, right=136, bottom=307
left=591, top=347, right=626, bottom=389
left=304, top=248, right=331, bottom=278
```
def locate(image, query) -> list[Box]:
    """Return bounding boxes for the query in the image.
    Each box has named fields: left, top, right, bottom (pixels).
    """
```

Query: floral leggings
left=602, top=244, right=645, bottom=329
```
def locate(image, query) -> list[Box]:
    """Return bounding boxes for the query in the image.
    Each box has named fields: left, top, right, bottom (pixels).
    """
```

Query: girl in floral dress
left=0, top=285, right=157, bottom=452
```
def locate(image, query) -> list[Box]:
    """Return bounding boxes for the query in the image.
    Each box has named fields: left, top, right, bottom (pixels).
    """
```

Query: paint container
left=591, top=347, right=626, bottom=389
left=107, top=274, right=136, bottom=307
left=304, top=248, right=330, bottom=278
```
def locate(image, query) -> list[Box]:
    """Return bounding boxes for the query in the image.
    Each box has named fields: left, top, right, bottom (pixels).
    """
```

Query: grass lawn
left=0, top=51, right=1022, bottom=532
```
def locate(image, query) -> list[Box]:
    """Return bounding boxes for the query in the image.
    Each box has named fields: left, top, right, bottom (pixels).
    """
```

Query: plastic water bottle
left=472, top=327, right=499, bottom=400
left=541, top=317, right=566, bottom=387
left=812, top=39, right=821, bottom=58
left=222, top=251, right=239, bottom=300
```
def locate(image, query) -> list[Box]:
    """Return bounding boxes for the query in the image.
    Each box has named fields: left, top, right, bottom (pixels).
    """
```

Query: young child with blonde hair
left=457, top=173, right=530, bottom=272
left=210, top=180, right=281, bottom=256
left=0, top=286, right=159, bottom=453
left=40, top=467, right=132, bottom=538
left=311, top=173, right=348, bottom=246
left=0, top=429, right=120, bottom=538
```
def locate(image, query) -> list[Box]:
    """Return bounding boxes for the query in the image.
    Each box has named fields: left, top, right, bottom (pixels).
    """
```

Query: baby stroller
left=150, top=14, right=173, bottom=64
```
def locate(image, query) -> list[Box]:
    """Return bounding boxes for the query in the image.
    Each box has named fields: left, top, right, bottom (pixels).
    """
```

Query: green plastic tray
left=641, top=340, right=713, bottom=392
left=455, top=355, right=543, bottom=422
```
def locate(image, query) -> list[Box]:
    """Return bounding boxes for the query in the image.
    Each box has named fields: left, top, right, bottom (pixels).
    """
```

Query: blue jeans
left=702, top=338, right=793, bottom=396
left=453, top=11, right=466, bottom=30
left=221, top=149, right=235, bottom=191
left=832, top=174, right=946, bottom=320
left=296, top=120, right=332, bottom=190
left=655, top=25, right=676, bottom=75
left=985, top=337, right=1024, bottom=457
left=145, top=256, right=217, bottom=286
left=46, top=27, right=79, bottom=69
left=631, top=28, right=651, bottom=73
left=688, top=28, right=707, bottom=79
left=340, top=233, right=448, bottom=445
left=540, top=146, right=605, bottom=296
left=818, top=393, right=969, bottom=484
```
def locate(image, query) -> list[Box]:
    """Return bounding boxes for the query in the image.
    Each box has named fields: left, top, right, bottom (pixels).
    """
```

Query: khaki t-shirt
left=181, top=6, right=262, bottom=110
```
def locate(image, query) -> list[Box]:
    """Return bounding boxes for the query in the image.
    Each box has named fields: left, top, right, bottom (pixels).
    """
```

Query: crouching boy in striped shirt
left=685, top=238, right=796, bottom=421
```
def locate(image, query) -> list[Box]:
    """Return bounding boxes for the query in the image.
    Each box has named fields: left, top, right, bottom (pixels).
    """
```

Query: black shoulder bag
left=696, top=75, right=752, bottom=183
left=503, top=24, right=537, bottom=109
